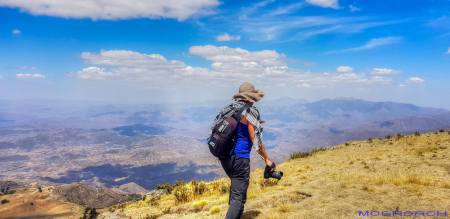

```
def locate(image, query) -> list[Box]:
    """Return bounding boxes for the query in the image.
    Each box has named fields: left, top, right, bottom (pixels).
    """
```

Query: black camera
left=264, top=163, right=283, bottom=180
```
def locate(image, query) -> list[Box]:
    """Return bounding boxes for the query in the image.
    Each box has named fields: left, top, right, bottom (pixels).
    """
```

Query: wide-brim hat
left=233, top=82, right=264, bottom=103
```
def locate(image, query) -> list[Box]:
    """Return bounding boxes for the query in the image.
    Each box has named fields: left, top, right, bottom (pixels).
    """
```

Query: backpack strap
left=232, top=102, right=252, bottom=121
left=227, top=102, right=252, bottom=157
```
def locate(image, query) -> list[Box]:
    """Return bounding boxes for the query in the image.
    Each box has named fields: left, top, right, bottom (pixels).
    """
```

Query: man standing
left=216, top=82, right=276, bottom=219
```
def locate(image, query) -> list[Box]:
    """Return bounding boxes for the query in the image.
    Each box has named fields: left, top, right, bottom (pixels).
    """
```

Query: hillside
left=101, top=131, right=450, bottom=218
left=2, top=99, right=450, bottom=190
left=0, top=186, right=83, bottom=219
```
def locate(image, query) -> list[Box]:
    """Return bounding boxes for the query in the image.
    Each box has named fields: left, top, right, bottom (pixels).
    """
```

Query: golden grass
left=101, top=131, right=450, bottom=219
left=209, top=206, right=220, bottom=215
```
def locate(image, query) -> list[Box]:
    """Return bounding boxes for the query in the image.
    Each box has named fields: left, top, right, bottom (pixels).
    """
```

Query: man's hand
left=265, top=158, right=273, bottom=167
left=264, top=162, right=276, bottom=179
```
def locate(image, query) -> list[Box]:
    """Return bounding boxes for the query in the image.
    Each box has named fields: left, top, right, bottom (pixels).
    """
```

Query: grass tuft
left=289, top=147, right=328, bottom=160
left=173, top=185, right=193, bottom=204
left=209, top=206, right=221, bottom=214
left=191, top=200, right=208, bottom=212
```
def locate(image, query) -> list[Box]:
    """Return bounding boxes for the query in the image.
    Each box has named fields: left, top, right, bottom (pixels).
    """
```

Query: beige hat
left=233, top=82, right=264, bottom=103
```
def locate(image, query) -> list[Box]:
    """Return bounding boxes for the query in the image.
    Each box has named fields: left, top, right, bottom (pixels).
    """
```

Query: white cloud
left=216, top=33, right=241, bottom=42
left=0, top=0, right=219, bottom=20
left=408, top=77, right=425, bottom=84
left=12, top=28, right=21, bottom=35
left=236, top=1, right=405, bottom=42
left=75, top=50, right=207, bottom=80
left=73, top=46, right=396, bottom=92
left=447, top=47, right=450, bottom=54
left=326, top=37, right=402, bottom=54
left=305, top=0, right=338, bottom=9
left=16, top=73, right=45, bottom=79
left=267, top=2, right=305, bottom=16
left=336, top=66, right=353, bottom=73
left=189, top=45, right=288, bottom=76
left=237, top=5, right=404, bottom=42
left=371, top=68, right=399, bottom=76
left=75, top=67, right=115, bottom=80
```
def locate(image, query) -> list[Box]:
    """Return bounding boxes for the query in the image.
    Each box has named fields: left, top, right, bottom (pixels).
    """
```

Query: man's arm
left=246, top=119, right=273, bottom=166
left=256, top=143, right=273, bottom=166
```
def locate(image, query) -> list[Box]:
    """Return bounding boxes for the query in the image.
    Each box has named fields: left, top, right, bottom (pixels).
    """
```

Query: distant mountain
left=53, top=183, right=139, bottom=208
left=0, top=98, right=449, bottom=193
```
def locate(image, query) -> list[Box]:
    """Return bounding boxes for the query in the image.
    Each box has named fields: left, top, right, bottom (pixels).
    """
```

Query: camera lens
left=270, top=171, right=283, bottom=180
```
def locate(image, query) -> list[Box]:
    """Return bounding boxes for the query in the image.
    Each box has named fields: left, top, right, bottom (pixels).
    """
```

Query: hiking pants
left=220, top=155, right=250, bottom=219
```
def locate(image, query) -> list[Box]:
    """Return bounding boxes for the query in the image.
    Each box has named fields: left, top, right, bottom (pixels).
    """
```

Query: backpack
left=207, top=103, right=251, bottom=158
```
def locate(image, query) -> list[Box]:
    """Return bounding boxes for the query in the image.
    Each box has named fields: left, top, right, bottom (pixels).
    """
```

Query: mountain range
left=0, top=98, right=449, bottom=192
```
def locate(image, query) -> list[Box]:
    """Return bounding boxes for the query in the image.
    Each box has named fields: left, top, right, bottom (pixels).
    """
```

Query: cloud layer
left=371, top=68, right=399, bottom=76
left=327, top=37, right=402, bottom=54
left=76, top=50, right=207, bottom=80
left=16, top=73, right=45, bottom=79
left=74, top=46, right=417, bottom=92
left=216, top=33, right=241, bottom=42
left=305, top=0, right=338, bottom=9
left=408, top=77, right=425, bottom=84
left=0, top=0, right=219, bottom=20
left=336, top=66, right=353, bottom=73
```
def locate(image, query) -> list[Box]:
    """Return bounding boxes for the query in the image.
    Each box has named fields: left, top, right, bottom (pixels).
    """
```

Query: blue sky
left=0, top=0, right=449, bottom=108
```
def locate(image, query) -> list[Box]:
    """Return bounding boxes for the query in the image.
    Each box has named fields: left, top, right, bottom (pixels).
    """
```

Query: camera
left=264, top=163, right=283, bottom=180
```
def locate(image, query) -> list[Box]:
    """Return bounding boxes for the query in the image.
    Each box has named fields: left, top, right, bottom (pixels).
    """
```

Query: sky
left=0, top=0, right=449, bottom=108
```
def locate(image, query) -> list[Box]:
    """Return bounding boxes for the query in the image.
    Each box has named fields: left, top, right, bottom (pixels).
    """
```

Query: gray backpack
left=207, top=103, right=251, bottom=158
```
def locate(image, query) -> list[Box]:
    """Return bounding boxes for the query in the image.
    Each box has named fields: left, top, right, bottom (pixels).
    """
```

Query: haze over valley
left=1, top=98, right=449, bottom=193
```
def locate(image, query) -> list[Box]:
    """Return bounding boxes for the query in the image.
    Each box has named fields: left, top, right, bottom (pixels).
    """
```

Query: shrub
left=156, top=183, right=176, bottom=194
left=368, top=138, right=373, bottom=143
left=173, top=185, right=193, bottom=203
left=211, top=179, right=229, bottom=194
left=439, top=129, right=444, bottom=133
left=144, top=214, right=158, bottom=219
left=289, top=151, right=310, bottom=160
left=191, top=181, right=208, bottom=196
left=209, top=206, right=221, bottom=214
left=277, top=203, right=292, bottom=213
left=289, top=147, right=327, bottom=160
left=311, top=147, right=327, bottom=154
left=396, top=133, right=403, bottom=139
left=0, top=188, right=16, bottom=195
left=414, top=131, right=421, bottom=136
left=191, top=200, right=208, bottom=212
left=1, top=199, right=10, bottom=204
left=175, top=180, right=186, bottom=187
left=146, top=195, right=160, bottom=206
left=162, top=207, right=171, bottom=214
left=385, top=135, right=391, bottom=139
left=82, top=207, right=98, bottom=219
left=260, top=179, right=278, bottom=188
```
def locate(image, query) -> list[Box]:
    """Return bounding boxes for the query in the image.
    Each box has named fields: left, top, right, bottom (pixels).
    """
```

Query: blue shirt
left=234, top=121, right=252, bottom=159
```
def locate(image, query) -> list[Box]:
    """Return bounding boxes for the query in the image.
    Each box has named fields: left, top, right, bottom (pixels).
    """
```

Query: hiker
left=209, top=82, right=279, bottom=219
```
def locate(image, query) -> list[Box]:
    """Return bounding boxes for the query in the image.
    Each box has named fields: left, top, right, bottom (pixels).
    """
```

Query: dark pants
left=220, top=155, right=250, bottom=219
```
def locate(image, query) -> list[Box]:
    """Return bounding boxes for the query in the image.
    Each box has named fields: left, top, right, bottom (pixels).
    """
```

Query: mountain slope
left=102, top=131, right=450, bottom=218
left=0, top=186, right=83, bottom=219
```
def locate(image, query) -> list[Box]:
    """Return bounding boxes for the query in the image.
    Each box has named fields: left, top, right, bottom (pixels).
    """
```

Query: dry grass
left=0, top=187, right=83, bottom=219
left=102, top=131, right=450, bottom=219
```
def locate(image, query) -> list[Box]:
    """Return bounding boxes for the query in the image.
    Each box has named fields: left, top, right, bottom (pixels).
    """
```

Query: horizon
left=1, top=0, right=450, bottom=109
left=1, top=96, right=449, bottom=111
